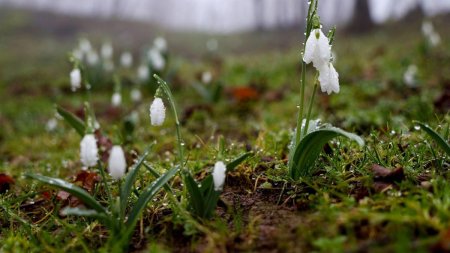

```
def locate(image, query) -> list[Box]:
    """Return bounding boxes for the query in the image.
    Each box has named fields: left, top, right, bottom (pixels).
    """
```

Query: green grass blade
left=120, top=144, right=154, bottom=220
left=416, top=122, right=450, bottom=156
left=56, top=105, right=85, bottom=136
left=126, top=166, right=179, bottom=228
left=289, top=127, right=364, bottom=180
left=201, top=175, right=220, bottom=219
left=26, top=173, right=106, bottom=213
left=227, top=152, right=252, bottom=172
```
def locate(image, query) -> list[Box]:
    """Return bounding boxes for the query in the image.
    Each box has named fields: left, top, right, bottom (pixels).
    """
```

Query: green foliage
left=56, top=105, right=85, bottom=136
left=416, top=121, right=450, bottom=156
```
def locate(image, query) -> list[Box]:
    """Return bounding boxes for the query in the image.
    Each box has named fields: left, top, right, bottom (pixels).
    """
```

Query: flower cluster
left=303, top=29, right=339, bottom=95
left=422, top=21, right=441, bottom=47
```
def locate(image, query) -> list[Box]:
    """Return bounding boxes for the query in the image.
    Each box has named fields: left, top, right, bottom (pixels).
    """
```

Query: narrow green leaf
left=126, top=166, right=179, bottom=228
left=184, top=172, right=205, bottom=217
left=288, top=127, right=364, bottom=180
left=56, top=105, right=85, bottom=136
left=227, top=152, right=252, bottom=172
left=26, top=173, right=106, bottom=213
left=143, top=163, right=173, bottom=194
left=120, top=144, right=154, bottom=220
left=416, top=122, right=450, bottom=156
left=201, top=176, right=220, bottom=219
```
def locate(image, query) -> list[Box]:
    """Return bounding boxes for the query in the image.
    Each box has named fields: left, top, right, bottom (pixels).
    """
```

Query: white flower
left=86, top=50, right=99, bottom=65
left=201, top=71, right=212, bottom=84
left=108, top=145, right=127, bottom=180
left=429, top=32, right=441, bottom=46
left=130, top=88, right=142, bottom=103
left=79, top=38, right=92, bottom=53
left=403, top=64, right=418, bottom=87
left=212, top=161, right=226, bottom=191
left=318, top=63, right=340, bottom=95
left=111, top=92, right=122, bottom=107
left=137, top=65, right=149, bottom=81
left=148, top=48, right=165, bottom=71
left=73, top=49, right=83, bottom=61
left=70, top=68, right=82, bottom=91
left=80, top=134, right=98, bottom=167
left=153, top=37, right=167, bottom=52
left=422, top=21, right=434, bottom=37
left=120, top=52, right=133, bottom=68
left=149, top=97, right=166, bottom=126
left=422, top=21, right=441, bottom=47
left=46, top=118, right=58, bottom=132
left=303, top=29, right=331, bottom=69
left=101, top=42, right=113, bottom=59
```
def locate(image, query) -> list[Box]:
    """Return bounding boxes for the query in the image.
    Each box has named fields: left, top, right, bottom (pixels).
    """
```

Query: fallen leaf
left=0, top=173, right=14, bottom=194
left=371, top=164, right=404, bottom=182
left=227, top=86, right=259, bottom=102
left=74, top=170, right=101, bottom=193
left=95, top=130, right=113, bottom=163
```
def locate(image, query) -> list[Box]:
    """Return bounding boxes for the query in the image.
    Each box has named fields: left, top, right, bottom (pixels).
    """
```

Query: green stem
left=97, top=163, right=114, bottom=213
left=153, top=75, right=185, bottom=169
left=295, top=61, right=307, bottom=144
left=303, top=78, right=318, bottom=137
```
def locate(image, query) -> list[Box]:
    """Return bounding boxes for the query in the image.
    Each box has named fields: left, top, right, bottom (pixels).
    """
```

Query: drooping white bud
left=111, top=92, right=122, bottom=107
left=80, top=134, right=98, bottom=167
left=108, top=145, right=127, bottom=180
left=212, top=161, right=226, bottom=191
left=120, top=52, right=133, bottom=68
left=153, top=37, right=167, bottom=52
left=79, top=38, right=92, bottom=53
left=149, top=98, right=166, bottom=126
left=87, top=50, right=99, bottom=65
left=201, top=71, right=212, bottom=84
left=101, top=42, right=113, bottom=60
left=72, top=49, right=83, bottom=61
left=46, top=118, right=58, bottom=132
left=403, top=64, right=418, bottom=87
left=148, top=48, right=165, bottom=71
left=318, top=63, right=340, bottom=95
left=303, top=29, right=331, bottom=70
left=130, top=88, right=142, bottom=103
left=70, top=68, right=82, bottom=91
left=137, top=65, right=149, bottom=81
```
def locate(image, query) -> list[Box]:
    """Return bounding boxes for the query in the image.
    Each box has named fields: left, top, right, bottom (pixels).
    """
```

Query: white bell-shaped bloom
left=149, top=97, right=166, bottom=126
left=429, top=32, right=441, bottom=46
left=46, top=118, right=58, bottom=132
left=148, top=48, right=165, bottom=71
left=101, top=42, right=113, bottom=60
left=303, top=29, right=331, bottom=69
left=422, top=21, right=434, bottom=37
left=87, top=50, right=99, bottom=66
left=202, top=71, right=212, bottom=84
left=72, top=49, right=83, bottom=61
left=80, top=134, right=98, bottom=167
left=111, top=92, right=122, bottom=107
left=212, top=161, right=226, bottom=191
left=403, top=64, right=418, bottom=87
left=153, top=37, right=167, bottom=52
left=130, top=88, right=142, bottom=103
left=108, top=145, right=127, bottom=180
left=120, top=52, right=133, bottom=68
left=137, top=65, right=149, bottom=81
left=318, top=63, right=340, bottom=95
left=70, top=68, right=82, bottom=91
left=79, top=38, right=92, bottom=53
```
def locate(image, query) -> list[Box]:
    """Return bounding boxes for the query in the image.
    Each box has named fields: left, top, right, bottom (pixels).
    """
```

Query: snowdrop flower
left=70, top=68, right=82, bottom=91
left=303, top=29, right=331, bottom=69
left=429, top=33, right=441, bottom=47
left=72, top=48, right=83, bottom=61
left=120, top=52, right=133, bottom=68
left=301, top=118, right=320, bottom=135
left=137, top=65, right=149, bottom=81
left=422, top=20, right=441, bottom=47
left=108, top=145, right=127, bottom=180
left=201, top=71, right=212, bottom=84
left=148, top=48, right=165, bottom=71
left=101, top=42, right=113, bottom=60
left=87, top=50, right=99, bottom=65
left=421, top=21, right=434, bottom=37
left=153, top=37, right=167, bottom=52
left=130, top=88, right=142, bottom=103
left=111, top=92, right=121, bottom=107
left=403, top=64, right=418, bottom=87
left=318, top=63, right=339, bottom=95
left=149, top=97, right=165, bottom=126
left=80, top=134, right=98, bottom=167
left=212, top=161, right=226, bottom=191
left=79, top=38, right=92, bottom=53
left=46, top=118, right=58, bottom=132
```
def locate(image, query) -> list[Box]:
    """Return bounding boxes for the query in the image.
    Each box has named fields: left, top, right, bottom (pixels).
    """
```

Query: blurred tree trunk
left=348, top=0, right=373, bottom=33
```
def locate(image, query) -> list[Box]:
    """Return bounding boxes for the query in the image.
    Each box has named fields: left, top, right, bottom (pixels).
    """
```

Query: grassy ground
left=1, top=8, right=450, bottom=253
